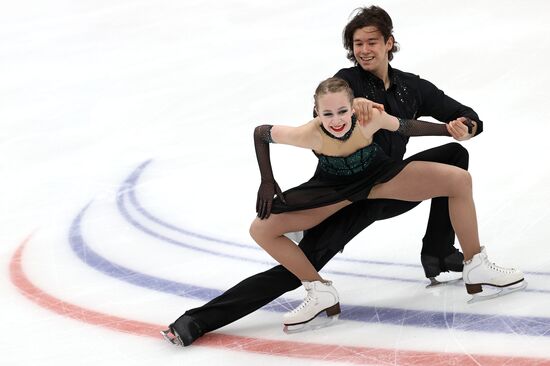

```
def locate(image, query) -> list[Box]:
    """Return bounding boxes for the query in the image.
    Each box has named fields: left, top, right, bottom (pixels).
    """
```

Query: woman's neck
left=320, top=116, right=357, bottom=142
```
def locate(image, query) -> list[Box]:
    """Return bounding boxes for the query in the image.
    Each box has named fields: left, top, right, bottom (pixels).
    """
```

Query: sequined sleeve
left=254, top=124, right=274, bottom=144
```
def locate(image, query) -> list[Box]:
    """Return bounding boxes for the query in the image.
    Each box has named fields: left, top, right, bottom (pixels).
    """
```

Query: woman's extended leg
left=250, top=201, right=353, bottom=327
left=369, top=161, right=524, bottom=297
left=249, top=200, right=351, bottom=281
left=368, top=161, right=480, bottom=259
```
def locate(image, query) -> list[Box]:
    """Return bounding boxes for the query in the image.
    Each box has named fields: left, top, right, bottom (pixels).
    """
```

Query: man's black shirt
left=334, top=65, right=483, bottom=160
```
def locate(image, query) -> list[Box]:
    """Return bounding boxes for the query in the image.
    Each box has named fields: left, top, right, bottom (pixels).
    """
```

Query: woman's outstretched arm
left=253, top=119, right=320, bottom=219
left=362, top=108, right=474, bottom=137
left=254, top=124, right=284, bottom=219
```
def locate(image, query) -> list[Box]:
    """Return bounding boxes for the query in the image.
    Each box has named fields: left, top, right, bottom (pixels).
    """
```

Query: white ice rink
left=2, top=0, right=550, bottom=365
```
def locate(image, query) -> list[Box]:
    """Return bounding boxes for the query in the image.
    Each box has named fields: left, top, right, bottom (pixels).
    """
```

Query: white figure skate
left=283, top=280, right=340, bottom=334
left=463, top=246, right=527, bottom=303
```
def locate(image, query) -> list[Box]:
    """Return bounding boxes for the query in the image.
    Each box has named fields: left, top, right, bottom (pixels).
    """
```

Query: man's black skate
left=160, top=315, right=203, bottom=347
left=421, top=248, right=464, bottom=287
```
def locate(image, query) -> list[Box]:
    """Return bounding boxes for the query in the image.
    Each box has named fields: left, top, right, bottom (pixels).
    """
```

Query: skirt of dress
left=271, top=149, right=409, bottom=214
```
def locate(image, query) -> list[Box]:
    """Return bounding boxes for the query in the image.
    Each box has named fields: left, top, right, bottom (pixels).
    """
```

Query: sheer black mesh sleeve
left=397, top=118, right=450, bottom=137
left=461, top=117, right=475, bottom=134
left=253, top=125, right=285, bottom=219
left=397, top=118, right=474, bottom=137
left=254, top=125, right=275, bottom=182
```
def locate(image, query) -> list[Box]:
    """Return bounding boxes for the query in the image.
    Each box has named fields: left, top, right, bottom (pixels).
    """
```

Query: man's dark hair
left=343, top=6, right=400, bottom=63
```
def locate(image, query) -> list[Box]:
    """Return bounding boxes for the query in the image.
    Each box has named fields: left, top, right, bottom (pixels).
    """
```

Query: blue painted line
left=117, top=161, right=426, bottom=284
left=124, top=160, right=420, bottom=268
left=121, top=160, right=550, bottom=287
left=124, top=160, right=550, bottom=276
left=122, top=160, right=254, bottom=250
left=116, top=185, right=274, bottom=267
left=70, top=204, right=223, bottom=300
left=69, top=202, right=550, bottom=337
left=120, top=184, right=550, bottom=292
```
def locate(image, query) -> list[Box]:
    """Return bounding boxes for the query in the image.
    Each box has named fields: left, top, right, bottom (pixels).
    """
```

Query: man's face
left=352, top=26, right=393, bottom=75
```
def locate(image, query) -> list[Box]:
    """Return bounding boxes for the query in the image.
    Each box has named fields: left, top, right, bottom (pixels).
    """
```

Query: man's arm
left=416, top=78, right=483, bottom=138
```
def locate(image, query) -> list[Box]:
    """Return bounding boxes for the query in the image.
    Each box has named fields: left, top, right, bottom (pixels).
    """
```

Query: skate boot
left=421, top=248, right=464, bottom=287
left=160, top=314, right=203, bottom=347
left=283, top=280, right=340, bottom=334
left=462, top=246, right=526, bottom=303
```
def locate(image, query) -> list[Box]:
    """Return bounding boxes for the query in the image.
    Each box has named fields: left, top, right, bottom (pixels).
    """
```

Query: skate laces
left=290, top=293, right=316, bottom=314
left=481, top=252, right=516, bottom=273
left=288, top=281, right=336, bottom=314
left=290, top=282, right=326, bottom=314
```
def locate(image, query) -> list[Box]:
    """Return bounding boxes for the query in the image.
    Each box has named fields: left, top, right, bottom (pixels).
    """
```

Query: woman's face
left=316, top=91, right=354, bottom=138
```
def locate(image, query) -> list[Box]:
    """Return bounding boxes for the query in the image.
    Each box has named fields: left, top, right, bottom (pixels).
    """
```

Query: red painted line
left=10, top=236, right=550, bottom=366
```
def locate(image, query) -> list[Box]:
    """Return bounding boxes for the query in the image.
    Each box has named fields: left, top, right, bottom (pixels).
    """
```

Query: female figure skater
left=250, top=77, right=524, bottom=329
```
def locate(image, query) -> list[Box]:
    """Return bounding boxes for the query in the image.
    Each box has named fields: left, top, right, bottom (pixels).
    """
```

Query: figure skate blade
left=283, top=314, right=339, bottom=334
left=160, top=329, right=183, bottom=346
left=468, top=280, right=527, bottom=304
left=426, top=276, right=462, bottom=288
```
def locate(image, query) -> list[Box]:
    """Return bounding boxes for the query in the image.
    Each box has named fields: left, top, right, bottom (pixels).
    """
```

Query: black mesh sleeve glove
left=397, top=117, right=474, bottom=136
left=254, top=125, right=286, bottom=219
left=461, top=117, right=475, bottom=134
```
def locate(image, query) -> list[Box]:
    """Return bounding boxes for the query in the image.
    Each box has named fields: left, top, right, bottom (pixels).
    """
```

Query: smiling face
left=316, top=91, right=354, bottom=138
left=353, top=26, right=393, bottom=77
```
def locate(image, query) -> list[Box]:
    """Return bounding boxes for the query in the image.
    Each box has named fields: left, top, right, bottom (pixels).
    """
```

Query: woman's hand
left=256, top=180, right=286, bottom=219
left=353, top=98, right=385, bottom=126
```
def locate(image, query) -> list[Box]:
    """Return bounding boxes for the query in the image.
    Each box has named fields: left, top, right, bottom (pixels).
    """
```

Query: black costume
left=259, top=114, right=410, bottom=214
left=272, top=143, right=405, bottom=212
left=265, top=115, right=468, bottom=216
left=168, top=66, right=482, bottom=345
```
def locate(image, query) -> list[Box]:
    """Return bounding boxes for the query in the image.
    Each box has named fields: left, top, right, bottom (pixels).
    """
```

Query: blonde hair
left=314, top=77, right=354, bottom=109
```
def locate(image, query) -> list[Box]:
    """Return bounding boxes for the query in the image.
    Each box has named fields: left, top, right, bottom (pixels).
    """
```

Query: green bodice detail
left=317, top=143, right=380, bottom=176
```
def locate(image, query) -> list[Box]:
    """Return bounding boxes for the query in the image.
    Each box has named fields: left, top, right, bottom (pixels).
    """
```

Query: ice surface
left=2, top=0, right=550, bottom=365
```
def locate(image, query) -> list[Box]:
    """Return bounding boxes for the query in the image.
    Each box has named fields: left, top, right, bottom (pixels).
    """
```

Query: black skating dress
left=270, top=119, right=409, bottom=214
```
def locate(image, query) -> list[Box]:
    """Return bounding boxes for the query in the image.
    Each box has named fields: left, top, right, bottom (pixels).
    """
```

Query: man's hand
left=447, top=117, right=476, bottom=141
left=353, top=98, right=385, bottom=126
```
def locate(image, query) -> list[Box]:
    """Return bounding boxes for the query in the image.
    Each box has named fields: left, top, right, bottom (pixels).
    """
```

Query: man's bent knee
left=448, top=142, right=469, bottom=170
